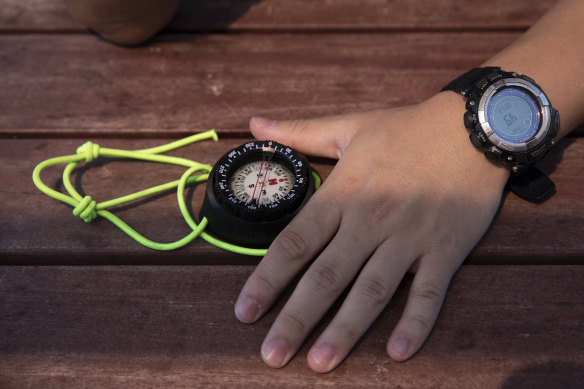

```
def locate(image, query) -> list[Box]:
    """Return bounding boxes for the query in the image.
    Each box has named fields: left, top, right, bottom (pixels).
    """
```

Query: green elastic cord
left=312, top=171, right=322, bottom=191
left=32, top=130, right=270, bottom=255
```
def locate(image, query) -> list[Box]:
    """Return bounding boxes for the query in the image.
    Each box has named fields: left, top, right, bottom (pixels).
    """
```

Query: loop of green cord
left=31, top=130, right=268, bottom=255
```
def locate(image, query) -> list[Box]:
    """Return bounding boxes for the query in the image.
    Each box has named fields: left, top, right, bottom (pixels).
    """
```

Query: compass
left=199, top=140, right=318, bottom=248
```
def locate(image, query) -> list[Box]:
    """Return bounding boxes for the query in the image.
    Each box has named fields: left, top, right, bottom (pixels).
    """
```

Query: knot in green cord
left=73, top=195, right=98, bottom=222
left=77, top=141, right=101, bottom=162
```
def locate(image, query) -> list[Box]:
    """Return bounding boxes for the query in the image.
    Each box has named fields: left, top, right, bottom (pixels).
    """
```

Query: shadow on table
left=169, top=0, right=264, bottom=32
left=501, top=361, right=584, bottom=389
left=91, top=0, right=264, bottom=46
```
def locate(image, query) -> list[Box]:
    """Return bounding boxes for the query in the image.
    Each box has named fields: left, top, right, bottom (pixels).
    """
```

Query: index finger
left=234, top=191, right=342, bottom=323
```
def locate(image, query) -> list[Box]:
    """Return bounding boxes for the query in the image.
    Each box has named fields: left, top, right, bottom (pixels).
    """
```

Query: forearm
left=483, top=0, right=584, bottom=137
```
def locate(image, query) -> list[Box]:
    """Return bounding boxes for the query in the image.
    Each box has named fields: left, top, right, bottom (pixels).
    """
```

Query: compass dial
left=231, top=160, right=295, bottom=205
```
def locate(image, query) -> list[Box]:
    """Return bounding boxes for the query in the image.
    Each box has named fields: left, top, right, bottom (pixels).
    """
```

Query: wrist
left=422, top=92, right=511, bottom=190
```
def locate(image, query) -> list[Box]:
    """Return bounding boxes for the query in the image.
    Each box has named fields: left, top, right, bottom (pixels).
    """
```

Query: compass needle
left=250, top=159, right=265, bottom=204
left=257, top=159, right=271, bottom=205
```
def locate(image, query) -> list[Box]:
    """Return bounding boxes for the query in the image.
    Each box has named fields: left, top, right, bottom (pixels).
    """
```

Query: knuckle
left=363, top=200, right=391, bottom=225
left=288, top=119, right=312, bottom=136
left=429, top=233, right=459, bottom=259
left=354, top=198, right=398, bottom=239
left=356, top=275, right=393, bottom=307
left=254, top=270, right=277, bottom=294
left=404, top=312, right=433, bottom=333
left=281, top=311, right=307, bottom=333
left=307, top=262, right=345, bottom=297
left=411, top=281, right=445, bottom=306
left=401, top=280, right=447, bottom=334
left=271, top=228, right=310, bottom=263
left=330, top=320, right=359, bottom=342
left=410, top=282, right=446, bottom=312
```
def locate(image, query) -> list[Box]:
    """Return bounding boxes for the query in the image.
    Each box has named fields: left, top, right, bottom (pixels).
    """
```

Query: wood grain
left=0, top=0, right=556, bottom=32
left=0, top=265, right=582, bottom=388
left=1, top=137, right=582, bottom=266
left=3, top=33, right=582, bottom=138
left=0, top=32, right=523, bottom=137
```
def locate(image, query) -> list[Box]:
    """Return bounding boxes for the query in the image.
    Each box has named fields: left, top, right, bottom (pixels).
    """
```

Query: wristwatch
left=442, top=67, right=560, bottom=202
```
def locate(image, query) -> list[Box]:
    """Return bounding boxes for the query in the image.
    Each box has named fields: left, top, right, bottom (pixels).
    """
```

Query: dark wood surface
left=2, top=32, right=582, bottom=138
left=1, top=0, right=583, bottom=387
left=0, top=32, right=520, bottom=137
left=1, top=0, right=556, bottom=32
left=1, top=265, right=583, bottom=388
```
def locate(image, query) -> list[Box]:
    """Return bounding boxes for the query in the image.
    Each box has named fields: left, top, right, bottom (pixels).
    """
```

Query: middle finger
left=260, top=220, right=377, bottom=368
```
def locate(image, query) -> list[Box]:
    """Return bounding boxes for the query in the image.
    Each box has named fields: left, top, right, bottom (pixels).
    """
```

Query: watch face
left=478, top=77, right=552, bottom=153
left=486, top=86, right=541, bottom=144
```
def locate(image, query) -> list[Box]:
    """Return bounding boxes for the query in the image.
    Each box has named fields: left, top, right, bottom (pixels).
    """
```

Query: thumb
left=249, top=115, right=359, bottom=159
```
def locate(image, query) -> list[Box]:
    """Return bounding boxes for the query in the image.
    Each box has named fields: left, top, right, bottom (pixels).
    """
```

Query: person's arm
left=483, top=0, right=584, bottom=136
left=235, top=0, right=584, bottom=373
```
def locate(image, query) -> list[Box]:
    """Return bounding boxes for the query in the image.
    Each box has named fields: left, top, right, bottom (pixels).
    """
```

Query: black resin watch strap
left=507, top=167, right=556, bottom=203
left=441, top=67, right=501, bottom=96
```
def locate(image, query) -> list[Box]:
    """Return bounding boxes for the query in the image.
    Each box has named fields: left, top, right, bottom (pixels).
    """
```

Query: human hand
left=234, top=92, right=510, bottom=373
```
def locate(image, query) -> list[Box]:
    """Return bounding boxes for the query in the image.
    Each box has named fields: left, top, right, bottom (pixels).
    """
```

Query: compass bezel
left=213, top=140, right=310, bottom=221
left=199, top=140, right=316, bottom=248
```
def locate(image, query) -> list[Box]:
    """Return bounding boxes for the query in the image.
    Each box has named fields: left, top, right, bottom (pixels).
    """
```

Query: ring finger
left=306, top=237, right=417, bottom=372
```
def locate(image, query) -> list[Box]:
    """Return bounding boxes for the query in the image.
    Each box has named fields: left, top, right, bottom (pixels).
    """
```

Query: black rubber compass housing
left=199, top=140, right=316, bottom=248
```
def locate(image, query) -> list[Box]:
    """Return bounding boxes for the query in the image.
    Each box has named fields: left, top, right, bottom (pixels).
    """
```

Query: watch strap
left=441, top=66, right=501, bottom=96
left=507, top=167, right=556, bottom=203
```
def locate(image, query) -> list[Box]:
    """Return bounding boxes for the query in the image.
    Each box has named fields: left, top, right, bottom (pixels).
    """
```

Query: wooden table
left=1, top=1, right=582, bottom=387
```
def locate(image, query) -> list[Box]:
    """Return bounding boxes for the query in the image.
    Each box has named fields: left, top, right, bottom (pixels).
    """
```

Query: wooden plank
left=0, top=0, right=82, bottom=32
left=0, top=0, right=555, bottom=32
left=3, top=33, right=582, bottom=138
left=0, top=265, right=582, bottom=387
left=1, top=137, right=582, bottom=265
left=168, top=0, right=556, bottom=32
left=0, top=32, right=521, bottom=137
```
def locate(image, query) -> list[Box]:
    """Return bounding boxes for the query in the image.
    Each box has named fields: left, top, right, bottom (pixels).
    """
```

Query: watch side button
left=463, top=111, right=476, bottom=129
left=469, top=132, right=485, bottom=149
left=552, top=109, right=560, bottom=137
left=484, top=146, right=504, bottom=161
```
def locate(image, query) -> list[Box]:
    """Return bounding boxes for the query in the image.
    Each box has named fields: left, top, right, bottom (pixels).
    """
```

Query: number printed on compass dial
left=231, top=160, right=296, bottom=205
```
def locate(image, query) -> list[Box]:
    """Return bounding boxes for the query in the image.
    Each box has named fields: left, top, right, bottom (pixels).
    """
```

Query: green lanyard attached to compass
left=32, top=130, right=321, bottom=256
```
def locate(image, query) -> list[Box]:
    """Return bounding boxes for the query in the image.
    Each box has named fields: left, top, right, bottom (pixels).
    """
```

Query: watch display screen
left=486, top=86, right=541, bottom=143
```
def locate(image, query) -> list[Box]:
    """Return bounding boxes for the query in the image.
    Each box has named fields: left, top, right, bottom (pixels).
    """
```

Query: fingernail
left=261, top=338, right=289, bottom=367
left=251, top=116, right=276, bottom=129
left=234, top=295, right=261, bottom=323
left=390, top=337, right=409, bottom=358
left=309, top=343, right=336, bottom=372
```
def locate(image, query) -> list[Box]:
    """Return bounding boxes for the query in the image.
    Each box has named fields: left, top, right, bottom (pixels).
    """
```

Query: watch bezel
left=477, top=78, right=552, bottom=152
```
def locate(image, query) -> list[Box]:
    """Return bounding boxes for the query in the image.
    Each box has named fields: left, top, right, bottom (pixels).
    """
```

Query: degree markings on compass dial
left=231, top=160, right=295, bottom=205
